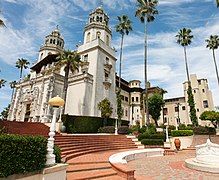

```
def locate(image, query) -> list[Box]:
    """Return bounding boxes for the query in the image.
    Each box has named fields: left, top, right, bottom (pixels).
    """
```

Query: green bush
left=62, top=114, right=129, bottom=133
left=171, top=130, right=193, bottom=137
left=118, top=126, right=129, bottom=134
left=138, top=133, right=164, bottom=141
left=178, top=124, right=193, bottom=130
left=139, top=126, right=147, bottom=133
left=129, top=125, right=140, bottom=134
left=98, top=126, right=115, bottom=133
left=0, top=134, right=47, bottom=178
left=193, top=126, right=216, bottom=135
left=54, top=145, right=61, bottom=163
left=141, top=139, right=164, bottom=145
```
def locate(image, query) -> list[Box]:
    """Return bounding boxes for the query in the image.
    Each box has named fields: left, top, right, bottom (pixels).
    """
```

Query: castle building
left=7, top=7, right=214, bottom=127
left=7, top=7, right=161, bottom=125
left=160, top=74, right=214, bottom=126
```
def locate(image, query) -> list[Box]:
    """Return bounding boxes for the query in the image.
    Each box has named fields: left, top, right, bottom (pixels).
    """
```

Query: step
left=95, top=175, right=125, bottom=180
left=67, top=162, right=111, bottom=172
left=65, top=147, right=137, bottom=161
left=67, top=169, right=117, bottom=180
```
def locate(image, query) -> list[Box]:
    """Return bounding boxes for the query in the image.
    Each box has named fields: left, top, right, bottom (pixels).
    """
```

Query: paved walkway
left=127, top=150, right=219, bottom=180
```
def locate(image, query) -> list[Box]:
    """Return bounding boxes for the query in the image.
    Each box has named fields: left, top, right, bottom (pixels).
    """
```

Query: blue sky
left=0, top=0, right=219, bottom=112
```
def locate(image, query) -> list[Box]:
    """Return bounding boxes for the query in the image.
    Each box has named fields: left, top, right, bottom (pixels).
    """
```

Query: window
left=136, top=109, right=139, bottom=113
left=121, top=95, right=124, bottom=100
left=197, top=108, right=199, bottom=112
left=90, top=18, right=93, bottom=23
left=163, top=108, right=168, bottom=115
left=106, top=57, right=109, bottom=64
left=132, top=97, right=134, bottom=102
left=86, top=32, right=91, bottom=43
left=106, top=35, right=109, bottom=46
left=137, top=115, right=139, bottom=120
left=203, top=100, right=209, bottom=108
left=136, top=97, right=139, bottom=102
left=96, top=31, right=101, bottom=39
left=100, top=17, right=103, bottom=22
left=53, top=39, right=56, bottom=44
left=194, top=90, right=196, bottom=93
left=136, top=83, right=137, bottom=85
left=96, top=16, right=99, bottom=22
left=50, top=39, right=52, bottom=43
left=84, top=54, right=88, bottom=61
left=202, top=89, right=205, bottom=93
left=182, top=106, right=186, bottom=110
left=125, top=97, right=128, bottom=102
left=164, top=117, right=167, bottom=124
left=198, top=80, right=201, bottom=85
left=40, top=53, right=43, bottom=60
left=125, top=109, right=128, bottom=116
left=175, top=107, right=179, bottom=112
left=57, top=40, right=60, bottom=45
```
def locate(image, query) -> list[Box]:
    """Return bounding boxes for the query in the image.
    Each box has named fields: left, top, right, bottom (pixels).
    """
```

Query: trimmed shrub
left=178, top=124, right=193, bottom=130
left=139, top=126, right=147, bottom=134
left=62, top=114, right=129, bottom=133
left=98, top=126, right=115, bottom=133
left=0, top=134, right=47, bottom=178
left=171, top=130, right=193, bottom=137
left=138, top=133, right=165, bottom=141
left=118, top=126, right=129, bottom=134
left=141, top=139, right=164, bottom=145
left=54, top=145, right=61, bottom=163
left=193, top=126, right=216, bottom=135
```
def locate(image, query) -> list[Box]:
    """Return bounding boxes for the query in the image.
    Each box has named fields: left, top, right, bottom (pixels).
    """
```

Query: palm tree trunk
left=119, top=34, right=124, bottom=89
left=20, top=67, right=23, bottom=80
left=144, top=16, right=149, bottom=126
left=212, top=49, right=219, bottom=87
left=62, top=62, right=70, bottom=113
left=184, top=46, right=190, bottom=83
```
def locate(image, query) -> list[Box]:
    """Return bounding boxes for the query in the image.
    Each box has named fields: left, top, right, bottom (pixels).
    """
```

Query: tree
left=0, top=79, right=6, bottom=89
left=0, top=11, right=5, bottom=27
left=98, top=98, right=113, bottom=119
left=56, top=50, right=81, bottom=112
left=200, top=111, right=219, bottom=128
left=115, top=15, right=132, bottom=126
left=0, top=104, right=10, bottom=120
left=9, top=81, right=17, bottom=100
left=135, top=0, right=158, bottom=126
left=148, top=93, right=165, bottom=127
left=15, top=58, right=30, bottom=80
left=206, top=35, right=219, bottom=87
left=216, top=0, right=219, bottom=8
left=176, top=28, right=198, bottom=126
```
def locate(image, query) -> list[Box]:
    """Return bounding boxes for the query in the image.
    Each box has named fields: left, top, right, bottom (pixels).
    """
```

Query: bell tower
left=38, top=26, right=64, bottom=62
left=83, top=6, right=111, bottom=46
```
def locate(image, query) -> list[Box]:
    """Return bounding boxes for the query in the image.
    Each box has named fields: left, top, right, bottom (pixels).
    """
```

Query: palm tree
left=0, top=79, right=6, bottom=89
left=15, top=58, right=30, bottom=80
left=176, top=28, right=198, bottom=126
left=216, top=0, right=219, bottom=7
left=9, top=81, right=17, bottom=101
left=206, top=35, right=219, bottom=87
left=56, top=50, right=81, bottom=112
left=135, top=0, right=158, bottom=126
left=115, top=15, right=132, bottom=126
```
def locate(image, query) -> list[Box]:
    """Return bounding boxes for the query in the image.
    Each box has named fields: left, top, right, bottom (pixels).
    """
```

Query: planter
left=170, top=135, right=193, bottom=150
left=174, top=138, right=181, bottom=150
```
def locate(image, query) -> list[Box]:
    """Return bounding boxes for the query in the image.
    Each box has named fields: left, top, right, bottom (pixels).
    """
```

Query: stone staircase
left=55, top=135, right=138, bottom=161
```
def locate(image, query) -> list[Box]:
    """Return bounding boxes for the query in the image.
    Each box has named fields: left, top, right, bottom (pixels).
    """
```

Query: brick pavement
left=127, top=150, right=219, bottom=180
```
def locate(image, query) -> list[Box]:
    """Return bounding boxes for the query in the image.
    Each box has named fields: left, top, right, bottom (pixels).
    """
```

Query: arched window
left=90, top=18, right=93, bottom=23
left=53, top=39, right=56, bottom=44
left=86, top=32, right=91, bottom=43
left=50, top=39, right=52, bottom=43
left=96, top=31, right=101, bottom=39
left=57, top=40, right=60, bottom=46
left=96, top=16, right=99, bottom=22
left=40, top=53, right=43, bottom=60
left=106, top=35, right=109, bottom=46
left=100, top=17, right=103, bottom=22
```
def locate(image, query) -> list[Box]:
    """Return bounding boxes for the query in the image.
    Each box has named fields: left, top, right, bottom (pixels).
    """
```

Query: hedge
left=138, top=133, right=165, bottom=141
left=193, top=126, right=216, bottom=135
left=141, top=139, right=164, bottom=145
left=171, top=130, right=193, bottom=137
left=98, top=126, right=115, bottom=133
left=54, top=145, right=61, bottom=163
left=0, top=134, right=47, bottom=178
left=62, top=115, right=129, bottom=133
